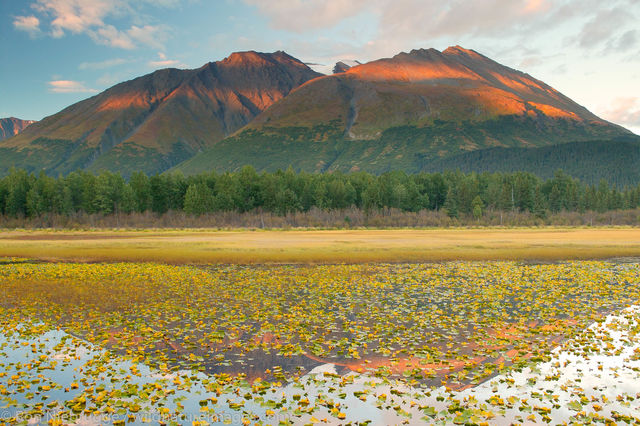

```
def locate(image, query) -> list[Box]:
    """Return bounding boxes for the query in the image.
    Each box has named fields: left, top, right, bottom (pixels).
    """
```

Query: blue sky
left=1, top=0, right=639, bottom=134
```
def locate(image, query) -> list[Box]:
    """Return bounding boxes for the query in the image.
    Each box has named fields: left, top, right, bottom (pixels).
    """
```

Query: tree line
left=1, top=167, right=639, bottom=220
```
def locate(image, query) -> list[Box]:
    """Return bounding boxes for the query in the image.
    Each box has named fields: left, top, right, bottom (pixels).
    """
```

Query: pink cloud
left=48, top=80, right=98, bottom=93
left=600, top=97, right=640, bottom=128
left=148, top=52, right=183, bottom=68
left=34, top=0, right=118, bottom=37
left=13, top=15, right=41, bottom=36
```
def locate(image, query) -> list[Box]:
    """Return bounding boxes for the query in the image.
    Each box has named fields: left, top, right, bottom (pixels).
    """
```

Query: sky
left=1, top=0, right=639, bottom=134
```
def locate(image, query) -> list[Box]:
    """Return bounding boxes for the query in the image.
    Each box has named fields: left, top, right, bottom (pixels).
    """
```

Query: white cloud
left=244, top=0, right=369, bottom=33
left=27, top=0, right=174, bottom=50
left=615, top=30, right=637, bottom=52
left=34, top=0, right=121, bottom=37
left=48, top=80, right=98, bottom=93
left=127, top=25, right=168, bottom=50
left=13, top=15, right=41, bottom=36
left=148, top=59, right=180, bottom=67
left=148, top=52, right=183, bottom=68
left=78, top=58, right=128, bottom=70
left=89, top=24, right=135, bottom=49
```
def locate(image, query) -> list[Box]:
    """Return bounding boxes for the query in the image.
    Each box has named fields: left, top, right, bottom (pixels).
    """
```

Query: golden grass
left=0, top=228, right=639, bottom=264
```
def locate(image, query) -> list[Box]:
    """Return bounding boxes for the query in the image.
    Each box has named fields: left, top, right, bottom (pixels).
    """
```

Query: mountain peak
left=443, top=45, right=477, bottom=56
left=333, top=61, right=350, bottom=74
left=393, top=48, right=442, bottom=61
left=222, top=51, right=271, bottom=66
left=1, top=51, right=321, bottom=175
left=237, top=45, right=624, bottom=155
left=220, top=50, right=318, bottom=73
left=0, top=117, right=36, bottom=142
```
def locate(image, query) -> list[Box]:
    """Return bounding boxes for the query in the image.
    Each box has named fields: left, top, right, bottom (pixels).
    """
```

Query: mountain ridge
left=1, top=46, right=633, bottom=179
left=177, top=45, right=629, bottom=175
left=1, top=51, right=321, bottom=176
left=0, top=117, right=36, bottom=141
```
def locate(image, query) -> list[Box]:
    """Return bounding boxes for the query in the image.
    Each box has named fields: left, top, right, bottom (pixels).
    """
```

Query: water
left=1, top=306, right=639, bottom=425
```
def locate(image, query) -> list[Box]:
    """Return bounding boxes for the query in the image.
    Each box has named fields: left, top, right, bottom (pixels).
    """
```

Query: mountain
left=333, top=61, right=352, bottom=74
left=177, top=46, right=631, bottom=175
left=0, top=117, right=36, bottom=141
left=0, top=51, right=321, bottom=176
left=333, top=60, right=361, bottom=74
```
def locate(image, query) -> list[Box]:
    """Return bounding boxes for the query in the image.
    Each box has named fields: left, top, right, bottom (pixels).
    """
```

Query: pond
left=0, top=260, right=639, bottom=424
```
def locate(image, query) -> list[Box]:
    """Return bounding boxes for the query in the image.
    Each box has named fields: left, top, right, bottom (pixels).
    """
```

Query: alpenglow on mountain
left=178, top=46, right=631, bottom=175
left=0, top=117, right=36, bottom=141
left=1, top=46, right=634, bottom=178
left=0, top=51, right=321, bottom=176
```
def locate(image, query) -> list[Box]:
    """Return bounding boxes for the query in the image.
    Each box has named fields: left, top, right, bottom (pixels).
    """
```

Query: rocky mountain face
left=1, top=46, right=633, bottom=177
left=0, top=51, right=321, bottom=176
left=177, top=46, right=630, bottom=175
left=0, top=117, right=35, bottom=141
left=333, top=60, right=361, bottom=74
left=333, top=62, right=352, bottom=74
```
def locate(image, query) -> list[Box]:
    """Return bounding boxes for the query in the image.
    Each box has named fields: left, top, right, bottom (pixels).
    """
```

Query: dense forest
left=425, top=139, right=640, bottom=187
left=1, top=167, right=640, bottom=223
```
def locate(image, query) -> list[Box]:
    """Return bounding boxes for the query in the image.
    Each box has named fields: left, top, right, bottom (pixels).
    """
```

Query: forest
left=1, top=166, right=639, bottom=222
left=424, top=139, right=640, bottom=186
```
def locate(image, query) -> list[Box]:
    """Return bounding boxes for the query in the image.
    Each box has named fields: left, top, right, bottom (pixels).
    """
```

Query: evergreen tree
left=5, top=168, right=32, bottom=217
left=471, top=195, right=483, bottom=220
left=0, top=168, right=639, bottom=220
left=443, top=187, right=458, bottom=218
left=129, top=172, right=152, bottom=212
left=184, top=183, right=215, bottom=215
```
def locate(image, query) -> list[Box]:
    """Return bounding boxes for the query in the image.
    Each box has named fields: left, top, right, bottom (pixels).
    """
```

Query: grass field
left=0, top=227, right=639, bottom=263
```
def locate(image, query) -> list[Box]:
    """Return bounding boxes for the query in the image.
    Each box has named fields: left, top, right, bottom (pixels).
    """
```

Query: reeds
left=1, top=228, right=638, bottom=264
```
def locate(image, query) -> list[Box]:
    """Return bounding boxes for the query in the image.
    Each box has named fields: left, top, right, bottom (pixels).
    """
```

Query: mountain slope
left=425, top=137, right=640, bottom=187
left=0, top=117, right=36, bottom=141
left=177, top=46, right=631, bottom=175
left=0, top=51, right=321, bottom=176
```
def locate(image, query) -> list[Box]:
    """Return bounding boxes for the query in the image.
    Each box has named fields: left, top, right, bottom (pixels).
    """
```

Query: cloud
left=13, top=15, right=41, bottom=36
left=600, top=97, right=640, bottom=128
left=616, top=30, right=637, bottom=52
left=48, top=80, right=98, bottom=93
left=148, top=52, right=183, bottom=68
left=78, top=58, right=128, bottom=70
left=89, top=24, right=136, bottom=49
left=244, top=0, right=555, bottom=36
left=34, top=0, right=120, bottom=37
left=244, top=0, right=369, bottom=33
left=577, top=7, right=631, bottom=49
left=375, top=0, right=554, bottom=41
left=148, top=59, right=180, bottom=67
left=27, top=0, right=174, bottom=49
left=245, top=0, right=639, bottom=60
left=127, top=25, right=168, bottom=50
